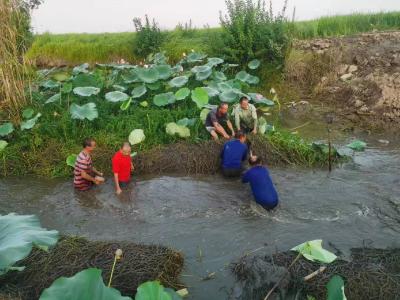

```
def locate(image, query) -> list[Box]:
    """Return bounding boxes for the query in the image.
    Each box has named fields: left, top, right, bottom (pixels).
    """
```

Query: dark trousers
left=222, top=167, right=243, bottom=178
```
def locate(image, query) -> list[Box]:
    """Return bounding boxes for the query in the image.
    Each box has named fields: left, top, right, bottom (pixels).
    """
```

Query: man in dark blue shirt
left=242, top=156, right=279, bottom=210
left=221, top=131, right=248, bottom=177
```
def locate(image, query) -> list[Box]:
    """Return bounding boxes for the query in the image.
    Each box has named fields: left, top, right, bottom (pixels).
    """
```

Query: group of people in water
left=73, top=96, right=279, bottom=210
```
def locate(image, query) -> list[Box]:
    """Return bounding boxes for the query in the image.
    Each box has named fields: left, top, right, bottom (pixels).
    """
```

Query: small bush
left=217, top=0, right=292, bottom=66
left=132, top=15, right=164, bottom=59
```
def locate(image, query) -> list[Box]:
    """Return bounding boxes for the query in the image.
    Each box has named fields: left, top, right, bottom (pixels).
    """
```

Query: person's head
left=217, top=102, right=229, bottom=115
left=249, top=155, right=262, bottom=166
left=120, top=142, right=131, bottom=155
left=235, top=130, right=247, bottom=143
left=82, top=138, right=96, bottom=152
left=239, top=96, right=249, bottom=110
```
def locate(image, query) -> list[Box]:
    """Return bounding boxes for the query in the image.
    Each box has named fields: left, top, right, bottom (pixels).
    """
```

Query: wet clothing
left=221, top=139, right=248, bottom=173
left=112, top=151, right=132, bottom=183
left=74, top=151, right=93, bottom=191
left=222, top=167, right=243, bottom=178
left=242, top=165, right=279, bottom=209
left=233, top=104, right=257, bottom=131
left=205, top=108, right=229, bottom=127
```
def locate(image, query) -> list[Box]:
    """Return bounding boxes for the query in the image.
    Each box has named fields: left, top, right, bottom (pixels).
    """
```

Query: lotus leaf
left=177, top=118, right=196, bottom=127
left=213, top=71, right=227, bottom=82
left=200, top=108, right=211, bottom=123
left=66, top=154, right=77, bottom=167
left=73, top=86, right=100, bottom=97
left=22, top=108, right=34, bottom=119
left=72, top=73, right=102, bottom=88
left=346, top=140, right=366, bottom=151
left=191, top=65, right=211, bottom=74
left=203, top=87, right=220, bottom=97
left=219, top=90, right=238, bottom=103
left=41, top=80, right=60, bottom=89
left=154, top=92, right=176, bottom=107
left=248, top=93, right=275, bottom=106
left=191, top=87, right=209, bottom=108
left=0, top=140, right=8, bottom=151
left=135, top=281, right=176, bottom=300
left=235, top=70, right=250, bottom=82
left=105, top=91, right=130, bottom=103
left=217, top=82, right=232, bottom=92
left=122, top=71, right=140, bottom=84
left=129, top=129, right=145, bottom=145
left=186, top=52, right=207, bottom=63
left=195, top=68, right=212, bottom=81
left=120, top=98, right=132, bottom=111
left=21, top=113, right=41, bottom=130
left=52, top=72, right=70, bottom=82
left=70, top=103, right=98, bottom=121
left=147, top=81, right=162, bottom=91
left=248, top=59, right=261, bottom=70
left=72, top=63, right=89, bottom=74
left=207, top=57, right=224, bottom=67
left=131, top=85, right=147, bottom=98
left=155, top=65, right=173, bottom=80
left=140, top=101, right=148, bottom=107
left=113, top=85, right=128, bottom=92
left=291, top=240, right=337, bottom=263
left=166, top=122, right=190, bottom=138
left=0, top=213, right=59, bottom=275
left=61, top=83, right=73, bottom=94
left=258, top=117, right=268, bottom=134
left=246, top=75, right=260, bottom=85
left=169, top=76, right=188, bottom=88
left=135, top=67, right=159, bottom=83
left=0, top=122, right=14, bottom=137
left=45, top=94, right=61, bottom=104
left=175, top=88, right=190, bottom=100
left=327, top=275, right=347, bottom=300
left=39, top=268, right=131, bottom=300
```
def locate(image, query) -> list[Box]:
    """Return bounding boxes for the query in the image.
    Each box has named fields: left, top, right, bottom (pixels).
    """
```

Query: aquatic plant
left=129, top=129, right=146, bottom=145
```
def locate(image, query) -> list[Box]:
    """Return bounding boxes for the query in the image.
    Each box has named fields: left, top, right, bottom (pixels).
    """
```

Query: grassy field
left=26, top=12, right=400, bottom=66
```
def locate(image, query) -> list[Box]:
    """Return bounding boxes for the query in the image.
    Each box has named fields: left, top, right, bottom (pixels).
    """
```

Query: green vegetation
left=26, top=12, right=400, bottom=66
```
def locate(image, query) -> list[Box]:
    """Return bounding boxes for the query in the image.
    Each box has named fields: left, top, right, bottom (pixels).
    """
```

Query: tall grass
left=0, top=0, right=31, bottom=118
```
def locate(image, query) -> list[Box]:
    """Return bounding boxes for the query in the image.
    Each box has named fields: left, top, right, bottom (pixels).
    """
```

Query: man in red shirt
left=112, top=142, right=134, bottom=195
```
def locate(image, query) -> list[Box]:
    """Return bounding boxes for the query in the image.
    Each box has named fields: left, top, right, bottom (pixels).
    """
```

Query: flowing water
left=1, top=134, right=400, bottom=299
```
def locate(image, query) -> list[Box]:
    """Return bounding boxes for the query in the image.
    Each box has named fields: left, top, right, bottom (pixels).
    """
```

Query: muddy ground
left=283, top=31, right=400, bottom=131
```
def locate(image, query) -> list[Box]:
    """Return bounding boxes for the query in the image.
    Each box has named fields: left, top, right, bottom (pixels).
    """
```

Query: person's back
left=242, top=158, right=278, bottom=210
left=74, top=150, right=93, bottom=191
left=221, top=132, right=248, bottom=177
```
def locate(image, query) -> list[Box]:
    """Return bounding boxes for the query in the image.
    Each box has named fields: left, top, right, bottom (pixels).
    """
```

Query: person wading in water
left=112, top=142, right=134, bottom=195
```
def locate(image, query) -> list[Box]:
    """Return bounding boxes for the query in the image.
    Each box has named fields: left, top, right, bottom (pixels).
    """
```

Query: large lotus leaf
left=113, top=85, right=128, bottom=92
left=73, top=86, right=100, bottom=97
left=135, top=281, right=173, bottom=300
left=40, top=80, right=60, bottom=89
left=70, top=103, right=98, bottom=121
left=153, top=92, right=176, bottom=107
left=226, top=79, right=242, bottom=89
left=177, top=118, right=197, bottom=127
left=122, top=71, right=140, bottom=84
left=105, top=91, right=130, bottom=103
left=131, top=85, right=147, bottom=99
left=52, top=72, right=71, bottom=82
left=0, top=122, right=14, bottom=137
left=248, top=59, right=261, bottom=70
left=120, top=98, right=132, bottom=111
left=191, top=87, right=209, bottom=108
left=219, top=90, right=238, bottom=103
left=258, top=117, right=268, bottom=134
left=217, top=82, right=232, bottom=93
left=200, top=108, right=211, bottom=123
left=22, top=108, right=34, bottom=119
left=191, top=65, right=211, bottom=74
left=291, top=240, right=337, bottom=263
left=155, top=65, right=173, bottom=80
left=0, top=213, right=59, bottom=275
left=169, top=76, right=188, bottom=88
left=146, top=81, right=162, bottom=91
left=203, top=87, right=219, bottom=98
left=166, top=122, right=190, bottom=138
left=135, top=67, right=159, bottom=84
left=346, top=140, right=366, bottom=151
left=327, top=275, right=347, bottom=300
left=195, top=68, right=212, bottom=81
left=66, top=154, right=77, bottom=167
left=248, top=93, right=275, bottom=106
left=207, top=57, right=224, bottom=67
left=213, top=71, right=227, bottom=82
left=72, top=74, right=102, bottom=88
left=247, top=75, right=260, bottom=85
left=61, top=83, right=73, bottom=94
left=186, top=52, right=207, bottom=63
left=129, top=129, right=145, bottom=145
left=235, top=70, right=250, bottom=82
left=175, top=88, right=190, bottom=100
left=21, top=113, right=41, bottom=131
left=72, top=63, right=89, bottom=74
left=152, top=52, right=168, bottom=65
left=45, top=93, right=61, bottom=104
left=0, top=140, right=8, bottom=151
left=39, top=268, right=131, bottom=300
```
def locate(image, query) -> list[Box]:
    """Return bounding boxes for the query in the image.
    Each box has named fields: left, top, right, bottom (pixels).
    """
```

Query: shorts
left=206, top=126, right=215, bottom=133
left=222, top=167, right=243, bottom=178
left=119, top=181, right=130, bottom=188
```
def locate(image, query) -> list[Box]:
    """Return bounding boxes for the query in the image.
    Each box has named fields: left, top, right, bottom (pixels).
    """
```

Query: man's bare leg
left=210, top=130, right=219, bottom=140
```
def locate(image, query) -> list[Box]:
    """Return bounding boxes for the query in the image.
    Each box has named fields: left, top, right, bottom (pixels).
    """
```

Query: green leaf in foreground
left=52, top=72, right=70, bottom=82
left=39, top=268, right=131, bottom=300
left=346, top=140, right=366, bottom=151
left=120, top=98, right=132, bottom=111
left=22, top=108, right=34, bottom=119
left=0, top=140, right=8, bottom=151
left=129, top=129, right=145, bottom=145
left=135, top=67, right=159, bottom=84
left=45, top=93, right=61, bottom=104
left=135, top=281, right=175, bottom=300
left=73, top=86, right=100, bottom=97
left=0, top=122, right=14, bottom=137
left=0, top=213, right=59, bottom=275
left=70, top=103, right=98, bottom=121
left=72, top=63, right=89, bottom=74
left=153, top=92, right=176, bottom=107
left=248, top=59, right=261, bottom=70
left=327, top=275, right=347, bottom=300
left=291, top=240, right=337, bottom=263
left=66, top=154, right=77, bottom=167
left=177, top=118, right=196, bottom=127
left=105, top=91, right=130, bottom=103
left=166, top=122, right=190, bottom=138
left=169, top=76, right=188, bottom=88
left=21, top=113, right=42, bottom=131
left=131, top=85, right=147, bottom=99
left=191, top=87, right=209, bottom=108
left=200, top=108, right=210, bottom=123
left=175, top=88, right=190, bottom=100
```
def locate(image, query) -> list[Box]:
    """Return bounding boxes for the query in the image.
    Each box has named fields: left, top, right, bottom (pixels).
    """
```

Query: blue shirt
left=221, top=139, right=248, bottom=169
left=242, top=166, right=279, bottom=208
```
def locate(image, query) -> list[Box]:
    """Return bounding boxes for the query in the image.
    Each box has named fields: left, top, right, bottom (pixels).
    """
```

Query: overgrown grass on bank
left=26, top=12, right=400, bottom=66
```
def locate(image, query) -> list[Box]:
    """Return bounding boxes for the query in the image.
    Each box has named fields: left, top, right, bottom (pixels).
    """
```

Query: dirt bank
left=284, top=31, right=400, bottom=130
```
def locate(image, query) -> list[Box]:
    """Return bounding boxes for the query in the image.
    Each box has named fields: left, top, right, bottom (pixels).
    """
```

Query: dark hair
left=218, top=102, right=228, bottom=109
left=249, top=156, right=262, bottom=166
left=235, top=130, right=246, bottom=139
left=82, top=138, right=95, bottom=148
left=239, top=96, right=249, bottom=103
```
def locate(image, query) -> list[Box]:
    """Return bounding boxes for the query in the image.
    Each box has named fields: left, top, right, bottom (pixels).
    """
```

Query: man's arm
left=213, top=122, right=230, bottom=139
left=114, top=173, right=122, bottom=194
left=81, top=170, right=97, bottom=184
left=227, top=120, right=235, bottom=136
left=92, top=167, right=103, bottom=176
left=234, top=107, right=241, bottom=130
left=252, top=105, right=258, bottom=134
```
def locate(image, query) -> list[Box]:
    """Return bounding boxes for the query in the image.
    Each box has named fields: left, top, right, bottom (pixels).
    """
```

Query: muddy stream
left=1, top=126, right=400, bottom=299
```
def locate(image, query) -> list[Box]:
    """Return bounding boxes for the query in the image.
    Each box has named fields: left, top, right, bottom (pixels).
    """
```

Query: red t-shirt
left=112, top=151, right=132, bottom=182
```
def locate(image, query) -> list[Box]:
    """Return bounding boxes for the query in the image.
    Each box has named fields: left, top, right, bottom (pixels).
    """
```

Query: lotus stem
left=108, top=249, right=123, bottom=287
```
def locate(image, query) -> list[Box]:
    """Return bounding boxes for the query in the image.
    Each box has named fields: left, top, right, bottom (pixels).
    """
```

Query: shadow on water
left=1, top=137, right=400, bottom=299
